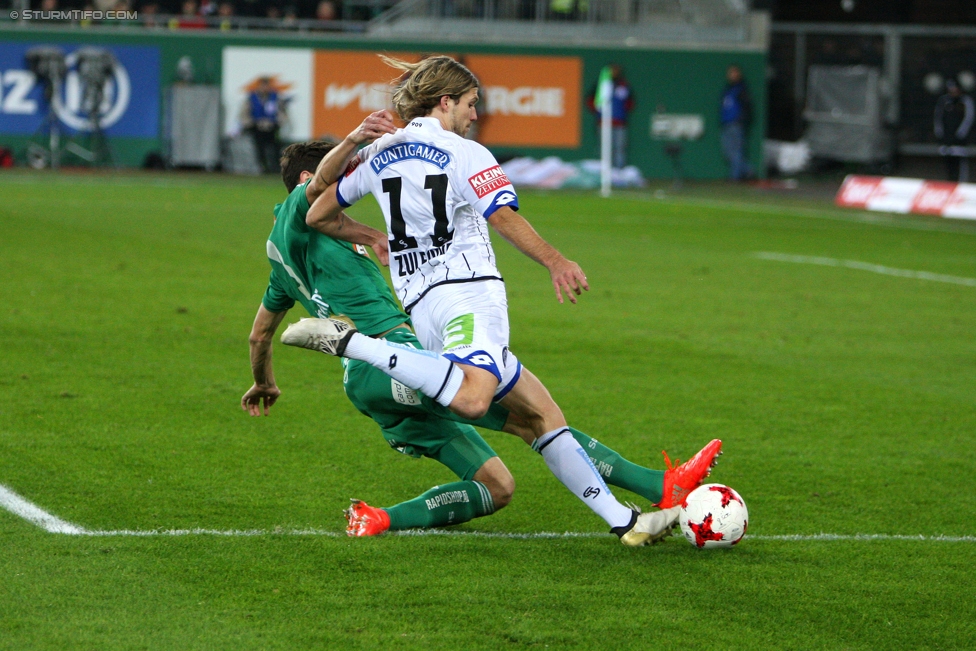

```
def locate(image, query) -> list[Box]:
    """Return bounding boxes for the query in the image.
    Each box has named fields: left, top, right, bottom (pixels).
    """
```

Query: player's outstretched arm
left=305, top=110, right=396, bottom=205
left=242, top=304, right=289, bottom=416
left=306, top=185, right=390, bottom=266
left=487, top=206, right=589, bottom=304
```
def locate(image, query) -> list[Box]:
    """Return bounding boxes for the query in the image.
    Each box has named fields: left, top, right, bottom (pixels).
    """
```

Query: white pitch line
left=753, top=251, right=976, bottom=287
left=71, top=530, right=976, bottom=542
left=0, top=483, right=88, bottom=535
left=3, top=484, right=974, bottom=542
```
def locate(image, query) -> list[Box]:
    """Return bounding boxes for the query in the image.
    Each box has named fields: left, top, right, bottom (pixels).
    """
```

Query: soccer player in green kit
left=242, top=112, right=718, bottom=544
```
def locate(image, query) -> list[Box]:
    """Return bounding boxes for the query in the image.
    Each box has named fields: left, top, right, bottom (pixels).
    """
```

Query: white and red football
left=679, top=483, right=748, bottom=549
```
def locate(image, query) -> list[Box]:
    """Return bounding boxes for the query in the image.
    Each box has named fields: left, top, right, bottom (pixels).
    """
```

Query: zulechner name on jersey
left=425, top=489, right=470, bottom=511
left=370, top=142, right=451, bottom=174
left=468, top=165, right=512, bottom=199
left=394, top=241, right=452, bottom=277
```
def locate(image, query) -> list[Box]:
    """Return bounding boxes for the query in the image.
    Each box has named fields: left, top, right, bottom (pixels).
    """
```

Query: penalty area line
left=3, top=484, right=974, bottom=542
left=753, top=251, right=976, bottom=287
left=0, top=483, right=88, bottom=535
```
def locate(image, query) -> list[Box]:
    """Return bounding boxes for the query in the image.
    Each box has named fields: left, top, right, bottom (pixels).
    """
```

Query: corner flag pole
left=598, top=66, right=613, bottom=198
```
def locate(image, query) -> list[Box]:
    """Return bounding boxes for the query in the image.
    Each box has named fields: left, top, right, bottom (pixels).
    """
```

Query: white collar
left=408, top=116, right=446, bottom=131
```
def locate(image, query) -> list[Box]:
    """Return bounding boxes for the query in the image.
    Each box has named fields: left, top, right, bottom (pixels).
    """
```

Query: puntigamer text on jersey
left=370, top=142, right=452, bottom=174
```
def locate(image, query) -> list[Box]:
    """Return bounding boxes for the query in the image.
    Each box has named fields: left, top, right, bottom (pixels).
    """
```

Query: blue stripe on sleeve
left=482, top=191, right=519, bottom=219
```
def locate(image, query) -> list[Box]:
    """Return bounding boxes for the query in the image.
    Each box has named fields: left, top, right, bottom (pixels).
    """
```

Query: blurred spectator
left=241, top=76, right=286, bottom=173
left=79, top=2, right=95, bottom=27
left=719, top=64, right=753, bottom=181
left=199, top=0, right=217, bottom=14
left=217, top=1, right=234, bottom=29
left=140, top=2, right=161, bottom=27
left=282, top=5, right=298, bottom=25
left=587, top=64, right=633, bottom=169
left=176, top=0, right=208, bottom=28
left=266, top=5, right=282, bottom=19
left=316, top=0, right=336, bottom=20
left=40, top=0, right=58, bottom=11
left=934, top=79, right=975, bottom=182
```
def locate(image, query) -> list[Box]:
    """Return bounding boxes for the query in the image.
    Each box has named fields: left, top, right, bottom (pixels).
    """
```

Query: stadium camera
left=25, top=46, right=67, bottom=168
left=25, top=46, right=67, bottom=103
left=74, top=47, right=118, bottom=121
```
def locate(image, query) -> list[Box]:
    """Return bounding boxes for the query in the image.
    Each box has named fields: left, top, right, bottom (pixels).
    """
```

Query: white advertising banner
left=221, top=46, right=313, bottom=140
left=864, top=177, right=925, bottom=214
left=941, top=183, right=976, bottom=220
left=836, top=175, right=976, bottom=221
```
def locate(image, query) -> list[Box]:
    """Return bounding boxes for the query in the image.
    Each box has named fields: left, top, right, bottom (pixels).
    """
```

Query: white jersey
left=335, top=117, right=519, bottom=313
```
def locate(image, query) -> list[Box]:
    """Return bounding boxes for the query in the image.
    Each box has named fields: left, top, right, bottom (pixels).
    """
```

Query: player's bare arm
left=305, top=184, right=390, bottom=266
left=487, top=206, right=589, bottom=304
left=242, top=304, right=289, bottom=416
left=304, top=110, right=396, bottom=205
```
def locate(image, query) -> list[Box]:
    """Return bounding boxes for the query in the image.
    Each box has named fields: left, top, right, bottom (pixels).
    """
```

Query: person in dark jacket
left=934, top=79, right=975, bottom=182
left=719, top=65, right=753, bottom=181
left=242, top=76, right=286, bottom=174
left=587, top=64, right=634, bottom=169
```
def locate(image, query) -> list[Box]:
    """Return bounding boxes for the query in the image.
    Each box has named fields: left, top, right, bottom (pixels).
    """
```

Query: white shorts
left=409, top=279, right=521, bottom=399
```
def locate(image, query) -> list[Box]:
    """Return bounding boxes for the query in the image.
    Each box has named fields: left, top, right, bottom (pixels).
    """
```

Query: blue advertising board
left=0, top=43, right=160, bottom=137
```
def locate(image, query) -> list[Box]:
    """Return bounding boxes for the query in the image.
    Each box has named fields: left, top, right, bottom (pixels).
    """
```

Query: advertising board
left=0, top=42, right=159, bottom=137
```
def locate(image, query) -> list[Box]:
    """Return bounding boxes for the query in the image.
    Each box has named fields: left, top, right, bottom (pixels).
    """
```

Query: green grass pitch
left=1, top=171, right=975, bottom=649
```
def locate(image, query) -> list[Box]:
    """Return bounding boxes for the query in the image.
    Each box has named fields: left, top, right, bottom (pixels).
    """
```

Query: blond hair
left=380, top=54, right=479, bottom=122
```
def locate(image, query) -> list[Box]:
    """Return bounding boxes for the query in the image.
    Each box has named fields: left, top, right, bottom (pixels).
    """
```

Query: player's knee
left=516, top=402, right=564, bottom=439
left=450, top=366, right=499, bottom=420
left=489, top=472, right=515, bottom=510
left=450, top=390, right=493, bottom=421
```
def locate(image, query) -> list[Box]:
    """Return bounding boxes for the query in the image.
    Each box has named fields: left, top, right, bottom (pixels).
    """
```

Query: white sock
left=535, top=427, right=633, bottom=529
left=343, top=333, right=462, bottom=407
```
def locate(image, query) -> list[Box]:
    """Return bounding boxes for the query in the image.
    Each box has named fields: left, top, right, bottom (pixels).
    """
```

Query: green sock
left=385, top=481, right=494, bottom=530
left=569, top=427, right=664, bottom=504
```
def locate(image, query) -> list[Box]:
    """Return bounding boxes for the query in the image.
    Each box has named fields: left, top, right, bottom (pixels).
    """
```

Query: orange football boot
left=344, top=499, right=391, bottom=537
left=656, top=439, right=723, bottom=509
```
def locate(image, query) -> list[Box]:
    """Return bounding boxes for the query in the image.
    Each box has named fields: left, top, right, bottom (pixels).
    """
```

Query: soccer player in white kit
left=291, top=56, right=721, bottom=545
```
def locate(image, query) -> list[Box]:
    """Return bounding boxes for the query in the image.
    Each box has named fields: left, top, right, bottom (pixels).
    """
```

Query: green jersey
left=260, top=183, right=505, bottom=480
left=262, top=182, right=408, bottom=336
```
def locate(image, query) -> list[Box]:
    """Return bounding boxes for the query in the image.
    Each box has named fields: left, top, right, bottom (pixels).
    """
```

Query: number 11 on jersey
left=381, top=174, right=454, bottom=253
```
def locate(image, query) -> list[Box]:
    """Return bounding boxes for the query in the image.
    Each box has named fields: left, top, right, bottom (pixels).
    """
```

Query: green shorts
left=380, top=415, right=497, bottom=481
left=342, top=327, right=507, bottom=481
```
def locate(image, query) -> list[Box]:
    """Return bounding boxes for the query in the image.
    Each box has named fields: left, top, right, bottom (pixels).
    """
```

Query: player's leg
left=407, top=280, right=514, bottom=419
left=415, top=282, right=675, bottom=543
left=566, top=429, right=663, bottom=504
left=282, top=283, right=521, bottom=420
left=501, top=409, right=665, bottom=504
left=500, top=409, right=662, bottom=503
left=346, top=419, right=509, bottom=536
left=502, top=405, right=721, bottom=509
left=496, top=367, right=644, bottom=533
left=283, top=318, right=496, bottom=419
